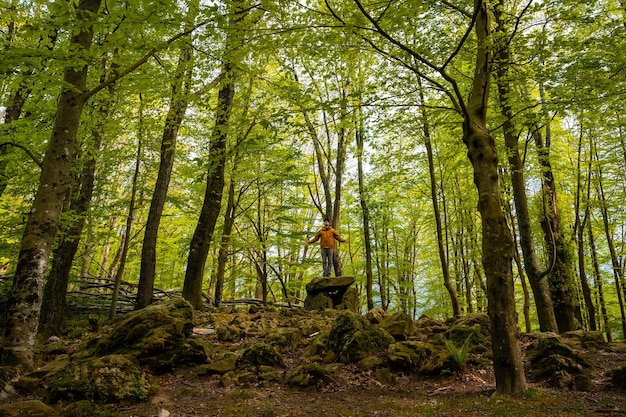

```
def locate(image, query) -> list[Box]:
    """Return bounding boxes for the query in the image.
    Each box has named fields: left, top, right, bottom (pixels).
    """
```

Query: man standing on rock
left=306, top=218, right=347, bottom=277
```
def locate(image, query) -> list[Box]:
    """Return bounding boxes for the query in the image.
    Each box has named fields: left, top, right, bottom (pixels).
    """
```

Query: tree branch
left=80, top=20, right=210, bottom=102
left=0, top=141, right=42, bottom=168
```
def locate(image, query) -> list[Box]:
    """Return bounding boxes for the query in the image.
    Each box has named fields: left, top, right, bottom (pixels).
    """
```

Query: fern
left=443, top=335, right=472, bottom=372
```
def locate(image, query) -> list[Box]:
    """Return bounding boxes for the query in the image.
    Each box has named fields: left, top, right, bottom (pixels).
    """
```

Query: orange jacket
left=307, top=226, right=346, bottom=249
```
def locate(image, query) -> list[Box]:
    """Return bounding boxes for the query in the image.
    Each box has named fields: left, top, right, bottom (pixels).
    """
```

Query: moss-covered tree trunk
left=493, top=3, right=558, bottom=333
left=1, top=0, right=102, bottom=369
left=462, top=0, right=527, bottom=394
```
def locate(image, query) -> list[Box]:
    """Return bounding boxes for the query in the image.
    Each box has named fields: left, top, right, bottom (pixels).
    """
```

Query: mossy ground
left=3, top=307, right=626, bottom=416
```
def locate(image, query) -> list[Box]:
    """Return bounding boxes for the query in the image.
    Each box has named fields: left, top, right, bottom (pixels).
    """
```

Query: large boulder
left=379, top=311, right=414, bottom=341
left=45, top=354, right=154, bottom=404
left=414, top=315, right=447, bottom=338
left=284, top=363, right=335, bottom=388
left=388, top=341, right=434, bottom=370
left=328, top=310, right=395, bottom=363
left=610, top=363, right=626, bottom=389
left=304, top=277, right=357, bottom=312
left=527, top=335, right=594, bottom=390
left=263, top=327, right=302, bottom=352
left=306, top=276, right=356, bottom=293
left=237, top=342, right=286, bottom=369
left=303, top=292, right=333, bottom=311
left=80, top=298, right=194, bottom=360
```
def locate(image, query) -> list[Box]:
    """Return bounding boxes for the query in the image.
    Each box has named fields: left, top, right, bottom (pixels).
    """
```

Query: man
left=306, top=218, right=347, bottom=277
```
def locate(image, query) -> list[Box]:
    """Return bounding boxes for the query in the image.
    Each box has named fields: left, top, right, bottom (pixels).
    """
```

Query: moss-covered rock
left=328, top=311, right=395, bottom=363
left=149, top=337, right=213, bottom=373
left=328, top=311, right=368, bottom=353
left=304, top=292, right=333, bottom=311
left=420, top=350, right=457, bottom=375
left=45, top=354, right=154, bottom=404
left=365, top=307, right=387, bottom=325
left=237, top=343, right=285, bottom=369
left=216, top=323, right=243, bottom=341
left=439, top=324, right=489, bottom=354
left=14, top=376, right=40, bottom=394
left=561, top=330, right=608, bottom=350
left=61, top=400, right=113, bottom=417
left=196, top=353, right=239, bottom=376
left=80, top=298, right=193, bottom=359
left=336, top=287, right=359, bottom=312
left=379, top=312, right=414, bottom=341
left=449, top=313, right=490, bottom=336
left=528, top=335, right=594, bottom=389
left=413, top=315, right=448, bottom=338
left=263, top=327, right=302, bottom=352
left=388, top=341, right=434, bottom=370
left=0, top=400, right=54, bottom=417
left=359, top=356, right=385, bottom=370
left=610, top=363, right=626, bottom=389
left=284, top=363, right=335, bottom=388
left=220, top=370, right=256, bottom=387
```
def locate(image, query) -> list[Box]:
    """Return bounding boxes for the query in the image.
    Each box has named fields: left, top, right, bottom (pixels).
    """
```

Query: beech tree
left=1, top=0, right=103, bottom=368
left=323, top=0, right=527, bottom=393
left=183, top=0, right=251, bottom=309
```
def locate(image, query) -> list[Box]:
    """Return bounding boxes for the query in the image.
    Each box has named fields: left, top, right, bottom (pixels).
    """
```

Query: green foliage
left=0, top=0, right=625, bottom=341
left=442, top=335, right=471, bottom=373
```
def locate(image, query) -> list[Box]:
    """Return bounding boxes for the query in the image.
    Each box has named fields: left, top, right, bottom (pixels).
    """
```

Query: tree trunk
left=574, top=129, right=596, bottom=330
left=419, top=78, right=461, bottom=317
left=356, top=102, right=374, bottom=310
left=39, top=90, right=108, bottom=336
left=214, top=156, right=239, bottom=306
left=137, top=31, right=194, bottom=310
left=109, top=104, right=142, bottom=320
left=596, top=159, right=626, bottom=337
left=533, top=125, right=580, bottom=332
left=183, top=1, right=245, bottom=310
left=461, top=0, right=526, bottom=393
left=588, top=218, right=612, bottom=341
left=1, top=0, right=101, bottom=369
left=493, top=6, right=558, bottom=333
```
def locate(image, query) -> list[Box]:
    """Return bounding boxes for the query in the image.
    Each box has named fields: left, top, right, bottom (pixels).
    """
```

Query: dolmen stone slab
left=304, top=276, right=358, bottom=312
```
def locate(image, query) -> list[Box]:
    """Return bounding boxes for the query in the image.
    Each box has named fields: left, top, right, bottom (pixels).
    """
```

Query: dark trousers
left=321, top=248, right=333, bottom=277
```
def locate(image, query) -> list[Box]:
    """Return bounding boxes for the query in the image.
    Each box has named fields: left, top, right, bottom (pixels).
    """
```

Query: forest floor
left=89, top=337, right=626, bottom=416
left=116, top=360, right=626, bottom=417
left=4, top=306, right=626, bottom=417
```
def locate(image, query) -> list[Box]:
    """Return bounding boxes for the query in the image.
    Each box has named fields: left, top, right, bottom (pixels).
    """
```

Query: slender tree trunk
left=183, top=1, right=245, bottom=310
left=137, top=29, right=194, bottom=309
left=419, top=79, right=460, bottom=317
left=596, top=160, right=626, bottom=337
left=493, top=6, right=557, bottom=332
left=534, top=85, right=580, bottom=332
left=356, top=103, right=374, bottom=310
left=331, top=93, right=348, bottom=277
left=574, top=128, right=596, bottom=330
left=0, top=0, right=101, bottom=369
left=372, top=223, right=388, bottom=309
left=588, top=218, right=611, bottom=341
left=461, top=0, right=526, bottom=393
left=214, top=156, right=240, bottom=306
left=109, top=102, right=143, bottom=320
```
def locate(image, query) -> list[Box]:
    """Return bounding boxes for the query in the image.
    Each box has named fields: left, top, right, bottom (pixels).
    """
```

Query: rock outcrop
left=304, top=276, right=358, bottom=312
